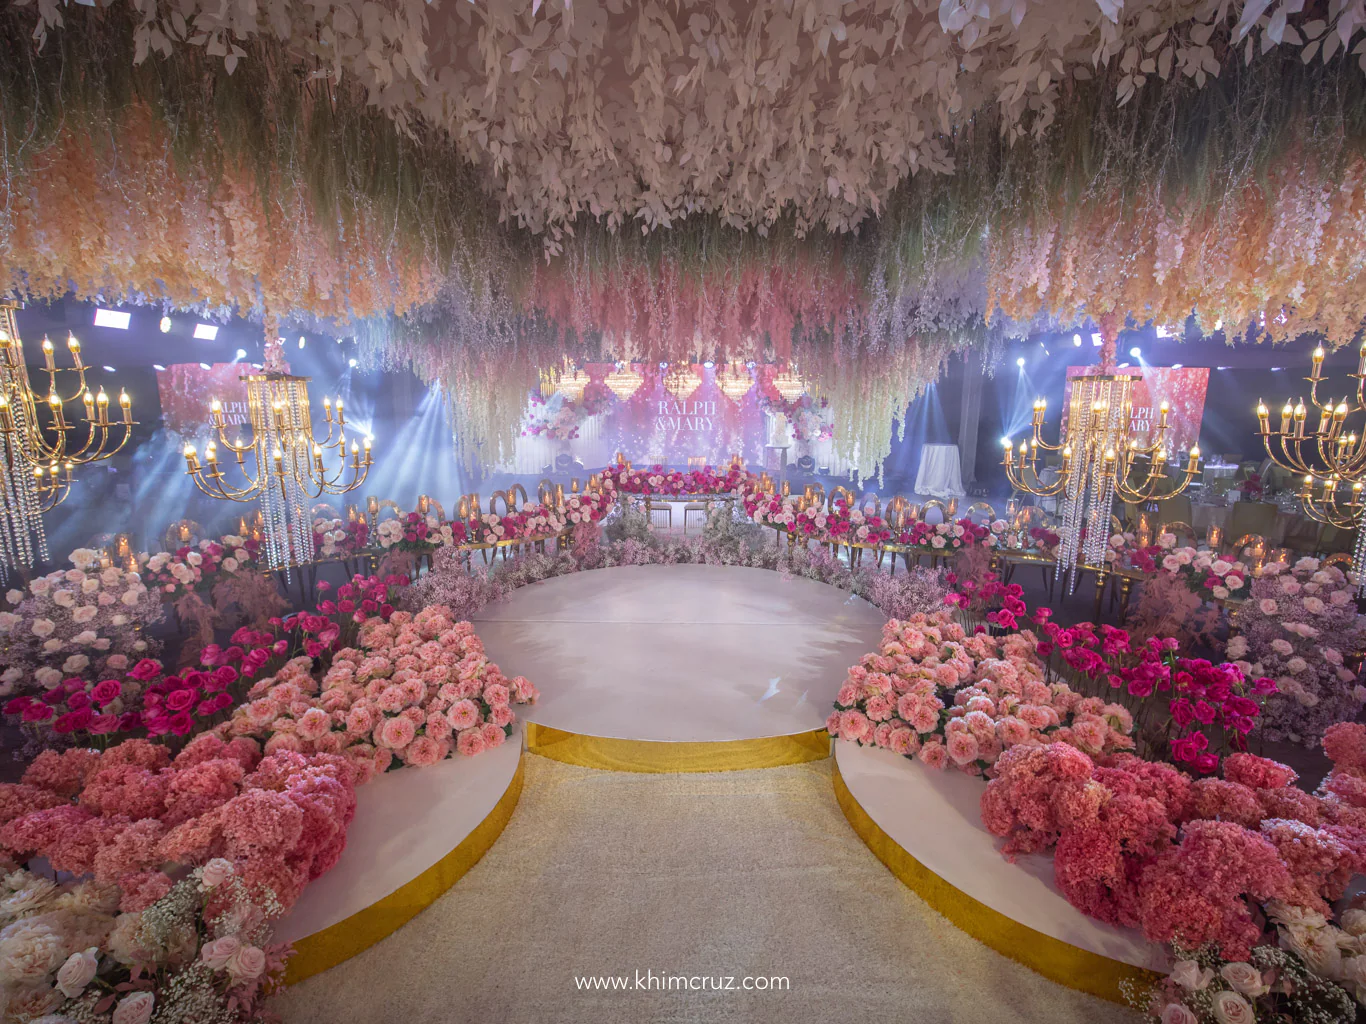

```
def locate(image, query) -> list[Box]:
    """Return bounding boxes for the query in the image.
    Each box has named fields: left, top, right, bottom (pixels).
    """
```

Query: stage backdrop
left=156, top=362, right=256, bottom=443
left=1061, top=366, right=1210, bottom=452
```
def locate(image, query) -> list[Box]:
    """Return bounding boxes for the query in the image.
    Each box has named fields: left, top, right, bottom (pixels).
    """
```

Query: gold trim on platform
left=525, top=721, right=830, bottom=773
left=285, top=755, right=525, bottom=985
left=831, top=760, right=1159, bottom=1005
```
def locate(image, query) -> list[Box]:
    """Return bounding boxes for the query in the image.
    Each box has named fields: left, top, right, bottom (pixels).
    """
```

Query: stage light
left=1172, top=363, right=1183, bottom=369
left=349, top=358, right=358, bottom=368
left=159, top=316, right=172, bottom=333
left=1039, top=341, right=1046, bottom=348
left=94, top=309, right=130, bottom=329
left=1073, top=334, right=1082, bottom=347
left=193, top=323, right=218, bottom=340
left=1217, top=366, right=1229, bottom=370
left=1129, top=346, right=1142, bottom=358
left=1272, top=367, right=1284, bottom=371
left=101, top=365, right=116, bottom=372
left=235, top=348, right=247, bottom=359
left=1091, top=333, right=1103, bottom=346
left=1016, top=357, right=1025, bottom=367
left=152, top=364, right=166, bottom=371
left=1042, top=348, right=1049, bottom=355
left=297, top=336, right=306, bottom=349
left=199, top=362, right=211, bottom=370
left=1156, top=325, right=1171, bottom=338
left=703, top=360, right=714, bottom=369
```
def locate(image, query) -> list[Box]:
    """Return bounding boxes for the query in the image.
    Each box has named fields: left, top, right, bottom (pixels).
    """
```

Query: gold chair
left=645, top=494, right=673, bottom=530
left=920, top=499, right=949, bottom=525
left=163, top=518, right=206, bottom=551
left=683, top=498, right=711, bottom=532
left=537, top=478, right=557, bottom=506
left=828, top=485, right=856, bottom=510
left=1227, top=501, right=1277, bottom=543
left=963, top=501, right=997, bottom=525
left=861, top=493, right=882, bottom=516
left=1325, top=552, right=1354, bottom=572
left=1156, top=495, right=1193, bottom=530
left=1161, top=520, right=1198, bottom=546
left=507, top=483, right=529, bottom=511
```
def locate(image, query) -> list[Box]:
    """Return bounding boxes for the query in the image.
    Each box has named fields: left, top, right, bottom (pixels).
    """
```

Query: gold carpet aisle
left=271, top=755, right=1137, bottom=1024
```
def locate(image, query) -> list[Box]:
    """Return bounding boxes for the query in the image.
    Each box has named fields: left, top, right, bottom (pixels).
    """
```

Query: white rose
left=1225, top=574, right=1244, bottom=590
left=1281, top=924, right=1342, bottom=977
left=186, top=552, right=203, bottom=567
left=1169, top=960, right=1214, bottom=990
left=1341, top=910, right=1366, bottom=938
left=0, top=611, right=17, bottom=631
left=1161, top=1004, right=1197, bottom=1024
left=0, top=667, right=19, bottom=685
left=1219, top=962, right=1268, bottom=997
left=1158, top=532, right=1177, bottom=549
left=29, top=578, right=51, bottom=596
left=1211, top=559, right=1232, bottom=575
left=222, top=557, right=239, bottom=572
left=1213, top=586, right=1229, bottom=599
left=34, top=667, right=61, bottom=687
left=1211, top=990, right=1254, bottom=1024
left=73, top=630, right=97, bottom=645
left=52, top=590, right=75, bottom=608
left=42, top=638, right=62, bottom=652
left=55, top=947, right=99, bottom=997
left=4, top=588, right=20, bottom=604
left=31, top=618, right=55, bottom=637
left=121, top=591, right=140, bottom=607
left=61, top=654, right=89, bottom=674
left=71, top=605, right=97, bottom=624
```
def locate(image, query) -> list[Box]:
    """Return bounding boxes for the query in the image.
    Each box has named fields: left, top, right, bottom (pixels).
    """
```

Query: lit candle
left=83, top=389, right=95, bottom=419
left=272, top=448, right=283, bottom=475
left=66, top=334, right=82, bottom=368
left=211, top=397, right=223, bottom=426
left=40, top=337, right=54, bottom=370
left=1187, top=446, right=1201, bottom=473
left=336, top=398, right=345, bottom=425
left=1002, top=437, right=1013, bottom=466
left=363, top=437, right=372, bottom=464
left=1302, top=474, right=1314, bottom=499
left=205, top=441, right=218, bottom=465
left=1313, top=345, right=1326, bottom=379
left=1358, top=339, right=1366, bottom=376
left=313, top=444, right=324, bottom=473
left=1293, top=402, right=1307, bottom=437
left=1158, top=399, right=1169, bottom=428
left=119, top=390, right=131, bottom=424
left=1257, top=400, right=1269, bottom=435
left=1281, top=400, right=1293, bottom=433
left=183, top=444, right=198, bottom=471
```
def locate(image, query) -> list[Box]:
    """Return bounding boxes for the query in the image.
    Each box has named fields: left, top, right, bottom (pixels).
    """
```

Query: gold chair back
left=861, top=493, right=881, bottom=515
left=886, top=495, right=911, bottom=528
left=507, top=483, right=529, bottom=510
left=456, top=493, right=482, bottom=519
left=920, top=499, right=949, bottom=525
left=1325, top=552, right=1354, bottom=572
left=537, top=478, right=557, bottom=506
left=963, top=501, right=997, bottom=525
left=310, top=502, right=341, bottom=522
left=828, top=485, right=855, bottom=511
left=1160, top=520, right=1197, bottom=545
left=162, top=519, right=206, bottom=551
left=488, top=490, right=515, bottom=516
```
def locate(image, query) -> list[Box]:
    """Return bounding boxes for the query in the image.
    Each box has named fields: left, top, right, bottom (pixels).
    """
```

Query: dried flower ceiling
left=22, top=0, right=1365, bottom=249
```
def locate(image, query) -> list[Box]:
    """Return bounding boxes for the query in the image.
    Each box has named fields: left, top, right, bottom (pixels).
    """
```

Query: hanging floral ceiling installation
left=2, top=0, right=1366, bottom=473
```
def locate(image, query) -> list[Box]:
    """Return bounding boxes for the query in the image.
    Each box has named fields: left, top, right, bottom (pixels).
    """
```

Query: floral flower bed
left=1, top=553, right=165, bottom=696
left=1110, top=533, right=1250, bottom=603
left=742, top=487, right=1000, bottom=553
left=608, top=462, right=754, bottom=497
left=1229, top=558, right=1366, bottom=748
left=141, top=535, right=263, bottom=601
left=209, top=604, right=538, bottom=777
left=0, top=856, right=290, bottom=1024
left=826, top=608, right=1135, bottom=776
left=312, top=517, right=370, bottom=560
left=981, top=728, right=1366, bottom=1022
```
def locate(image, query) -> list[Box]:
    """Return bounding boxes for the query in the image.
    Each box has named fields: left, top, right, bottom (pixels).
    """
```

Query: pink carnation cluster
left=982, top=742, right=1366, bottom=961
left=826, top=610, right=1134, bottom=777
left=214, top=604, right=537, bottom=779
left=0, top=736, right=356, bottom=910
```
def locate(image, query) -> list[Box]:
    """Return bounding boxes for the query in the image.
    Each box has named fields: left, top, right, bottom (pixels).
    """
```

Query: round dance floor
left=474, top=564, right=887, bottom=771
left=833, top=738, right=1167, bottom=1002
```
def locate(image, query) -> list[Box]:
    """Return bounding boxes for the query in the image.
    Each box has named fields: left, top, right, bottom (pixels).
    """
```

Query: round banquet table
left=914, top=443, right=967, bottom=498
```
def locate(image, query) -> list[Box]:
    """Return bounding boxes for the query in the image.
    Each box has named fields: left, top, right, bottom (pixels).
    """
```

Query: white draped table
left=915, top=443, right=967, bottom=498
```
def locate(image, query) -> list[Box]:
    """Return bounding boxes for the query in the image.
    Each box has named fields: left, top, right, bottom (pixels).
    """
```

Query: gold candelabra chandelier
left=183, top=371, right=372, bottom=571
left=1003, top=373, right=1200, bottom=586
left=771, top=366, right=808, bottom=402
left=0, top=303, right=136, bottom=581
left=1256, top=343, right=1366, bottom=586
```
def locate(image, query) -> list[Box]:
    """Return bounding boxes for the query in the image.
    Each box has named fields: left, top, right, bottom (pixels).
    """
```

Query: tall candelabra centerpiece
left=1256, top=343, right=1366, bottom=589
left=0, top=303, right=136, bottom=582
left=183, top=364, right=372, bottom=572
left=1003, top=370, right=1200, bottom=592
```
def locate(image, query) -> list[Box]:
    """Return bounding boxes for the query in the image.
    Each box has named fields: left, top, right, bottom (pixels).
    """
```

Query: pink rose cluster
left=213, top=604, right=538, bottom=780
left=0, top=735, right=357, bottom=911
left=982, top=742, right=1366, bottom=963
left=826, top=610, right=1134, bottom=777
left=1120, top=535, right=1250, bottom=602
left=141, top=533, right=261, bottom=598
left=611, top=460, right=754, bottom=497
left=894, top=517, right=994, bottom=552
